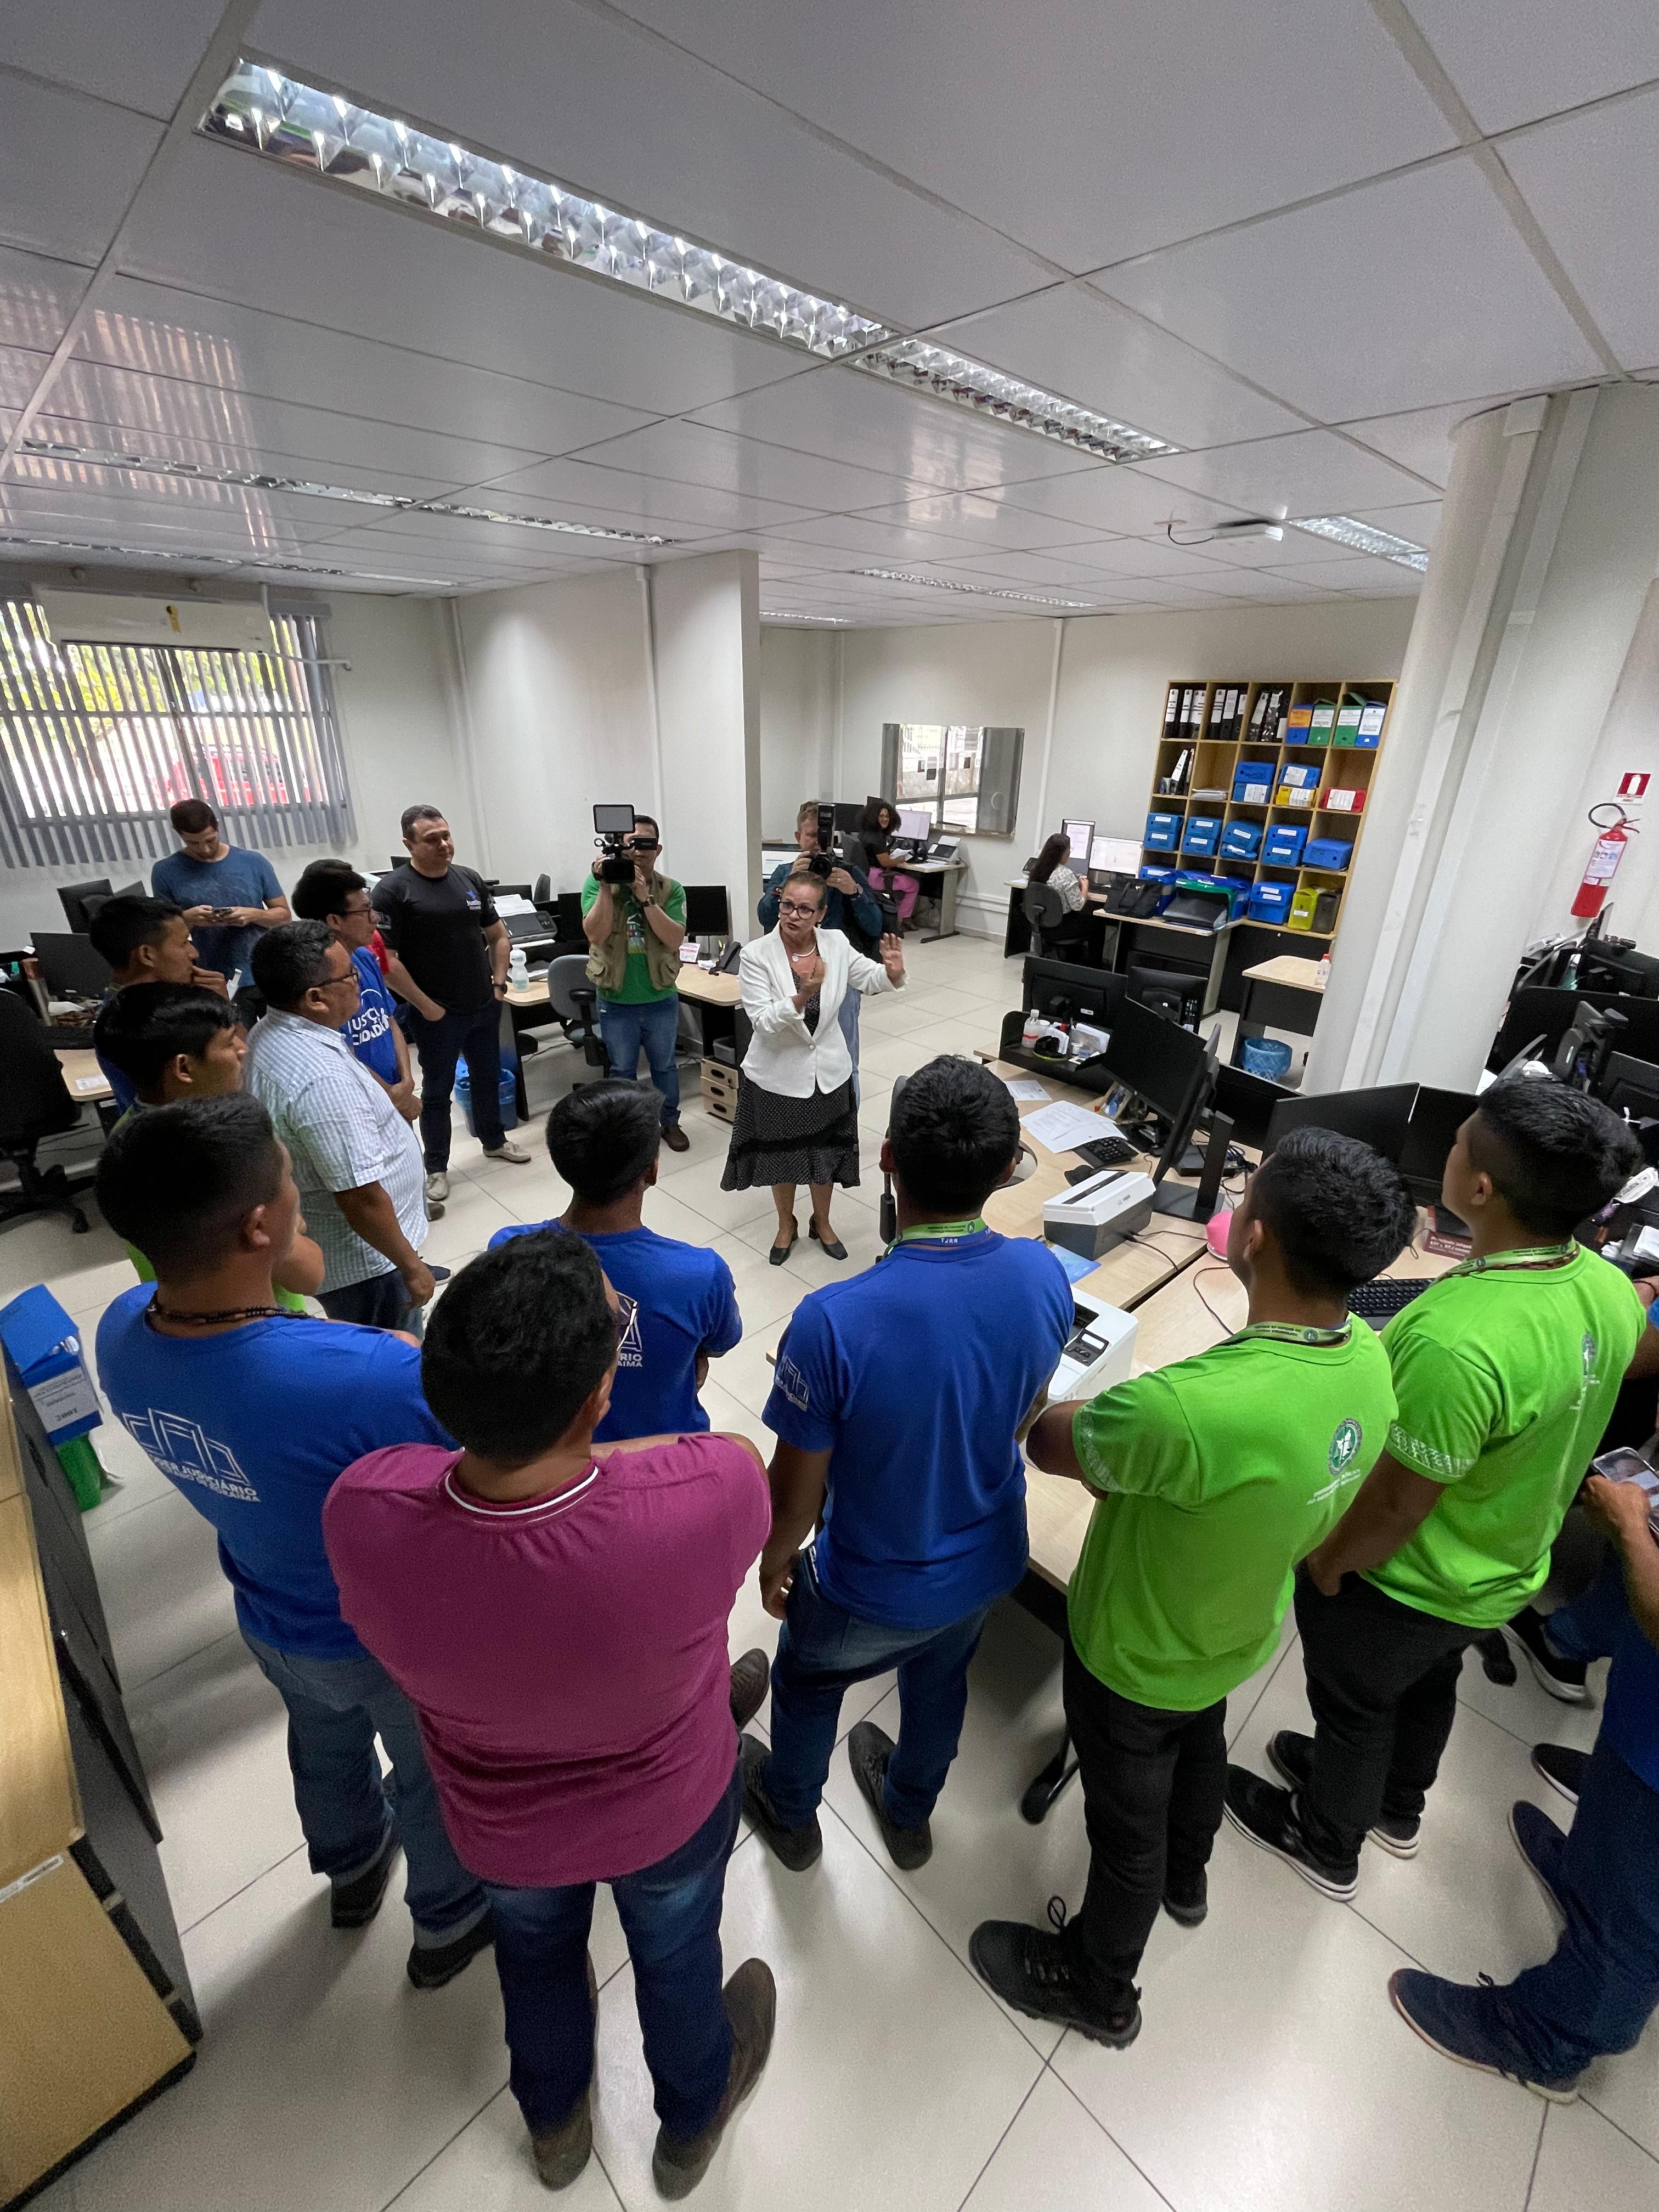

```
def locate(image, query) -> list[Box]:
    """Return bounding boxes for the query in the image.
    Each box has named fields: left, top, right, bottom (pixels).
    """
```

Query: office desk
left=504, top=964, right=744, bottom=1071
left=1232, top=953, right=1325, bottom=1065
left=1000, top=882, right=1237, bottom=1014
left=895, top=857, right=968, bottom=944
left=54, top=1051, right=112, bottom=1106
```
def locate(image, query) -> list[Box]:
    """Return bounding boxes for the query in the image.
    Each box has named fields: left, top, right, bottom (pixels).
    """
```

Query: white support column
left=1306, top=383, right=1659, bottom=1096
left=650, top=551, right=763, bottom=939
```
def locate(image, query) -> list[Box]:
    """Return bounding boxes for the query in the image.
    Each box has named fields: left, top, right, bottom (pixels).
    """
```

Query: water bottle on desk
left=508, top=946, right=529, bottom=991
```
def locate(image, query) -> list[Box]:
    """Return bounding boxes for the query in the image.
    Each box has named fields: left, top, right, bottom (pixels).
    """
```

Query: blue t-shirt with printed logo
left=764, top=1229, right=1074, bottom=1629
left=95, top=1288, right=451, bottom=1658
left=487, top=1218, right=742, bottom=1442
left=151, top=844, right=284, bottom=983
left=342, top=944, right=400, bottom=1084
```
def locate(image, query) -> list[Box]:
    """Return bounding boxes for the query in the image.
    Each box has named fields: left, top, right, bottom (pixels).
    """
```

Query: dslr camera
left=805, top=800, right=838, bottom=879
left=594, top=803, right=639, bottom=885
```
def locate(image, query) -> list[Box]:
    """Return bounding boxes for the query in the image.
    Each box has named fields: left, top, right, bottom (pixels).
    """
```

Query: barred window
left=0, top=596, right=355, bottom=868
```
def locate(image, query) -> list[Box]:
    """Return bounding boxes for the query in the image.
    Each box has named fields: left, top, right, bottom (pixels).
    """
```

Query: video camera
left=594, top=803, right=639, bottom=886
left=805, top=800, right=838, bottom=879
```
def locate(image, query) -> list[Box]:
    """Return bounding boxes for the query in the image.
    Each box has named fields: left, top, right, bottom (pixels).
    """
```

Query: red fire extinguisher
left=1572, top=802, right=1637, bottom=919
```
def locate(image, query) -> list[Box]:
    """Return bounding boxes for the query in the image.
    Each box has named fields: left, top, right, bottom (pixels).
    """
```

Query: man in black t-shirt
left=373, top=805, right=531, bottom=1202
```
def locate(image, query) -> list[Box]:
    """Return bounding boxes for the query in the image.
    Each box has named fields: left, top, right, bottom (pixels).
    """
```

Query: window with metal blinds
left=0, top=596, right=356, bottom=868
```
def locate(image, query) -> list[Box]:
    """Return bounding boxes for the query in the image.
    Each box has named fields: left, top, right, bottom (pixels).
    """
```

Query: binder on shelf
left=1311, top=888, right=1341, bottom=932
left=1356, top=697, right=1388, bottom=742
left=1306, top=701, right=1338, bottom=747
left=1333, top=701, right=1363, bottom=746
left=1283, top=704, right=1314, bottom=743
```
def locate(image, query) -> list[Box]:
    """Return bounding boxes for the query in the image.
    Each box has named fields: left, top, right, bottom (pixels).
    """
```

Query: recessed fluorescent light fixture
left=761, top=611, right=849, bottom=624
left=196, top=61, right=1175, bottom=469
left=856, top=569, right=1093, bottom=610
left=198, top=60, right=890, bottom=361
left=15, top=438, right=670, bottom=546
left=1290, top=515, right=1429, bottom=571
left=852, top=342, right=1178, bottom=466
left=0, top=530, right=460, bottom=586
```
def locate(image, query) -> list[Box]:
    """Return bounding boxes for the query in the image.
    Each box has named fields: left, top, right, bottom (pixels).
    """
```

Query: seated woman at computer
left=856, top=800, right=921, bottom=930
left=1028, top=832, right=1086, bottom=913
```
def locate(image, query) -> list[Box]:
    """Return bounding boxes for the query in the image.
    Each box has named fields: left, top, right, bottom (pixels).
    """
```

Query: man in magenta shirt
left=323, top=1231, right=775, bottom=2199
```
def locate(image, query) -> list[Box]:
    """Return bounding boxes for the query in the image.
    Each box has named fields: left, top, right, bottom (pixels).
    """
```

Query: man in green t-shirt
left=580, top=813, right=691, bottom=1153
left=1226, top=1078, right=1645, bottom=1900
left=971, top=1129, right=1416, bottom=2049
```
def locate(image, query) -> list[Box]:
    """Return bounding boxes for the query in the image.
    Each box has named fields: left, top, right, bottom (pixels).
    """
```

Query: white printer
left=1042, top=1167, right=1156, bottom=1260
left=1048, top=1291, right=1138, bottom=1401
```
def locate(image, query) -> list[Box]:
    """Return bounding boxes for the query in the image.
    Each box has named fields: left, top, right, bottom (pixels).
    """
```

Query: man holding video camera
left=582, top=810, right=692, bottom=1154
left=759, top=802, right=885, bottom=1075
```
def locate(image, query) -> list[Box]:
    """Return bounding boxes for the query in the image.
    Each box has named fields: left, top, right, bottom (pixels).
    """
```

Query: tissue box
left=0, top=1285, right=103, bottom=1445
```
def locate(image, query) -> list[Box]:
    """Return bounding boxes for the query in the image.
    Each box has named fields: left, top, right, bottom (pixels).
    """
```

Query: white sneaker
left=426, top=1170, right=450, bottom=1204
left=484, top=1139, right=533, bottom=1164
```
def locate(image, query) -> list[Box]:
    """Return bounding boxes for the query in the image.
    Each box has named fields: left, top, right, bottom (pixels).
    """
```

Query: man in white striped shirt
left=247, top=921, right=435, bottom=1333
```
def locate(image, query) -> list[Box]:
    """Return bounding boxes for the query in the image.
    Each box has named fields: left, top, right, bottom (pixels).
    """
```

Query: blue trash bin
left=455, top=1062, right=520, bottom=1138
left=1241, top=1036, right=1294, bottom=1083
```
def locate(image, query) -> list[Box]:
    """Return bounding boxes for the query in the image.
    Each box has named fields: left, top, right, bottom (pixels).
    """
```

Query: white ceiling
left=0, top=0, right=1655, bottom=624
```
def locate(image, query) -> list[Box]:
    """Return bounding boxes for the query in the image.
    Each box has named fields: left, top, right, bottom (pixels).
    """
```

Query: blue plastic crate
left=1181, top=814, right=1222, bottom=856
left=1248, top=881, right=1295, bottom=924
left=1144, top=811, right=1182, bottom=852
left=1220, top=819, right=1263, bottom=861
left=1262, top=822, right=1308, bottom=866
left=1304, top=836, right=1353, bottom=871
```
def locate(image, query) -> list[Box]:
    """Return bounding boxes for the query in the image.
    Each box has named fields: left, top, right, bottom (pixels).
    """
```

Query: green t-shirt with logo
left=1066, top=1323, right=1396, bottom=1711
left=580, top=873, right=687, bottom=1005
left=1367, top=1245, right=1644, bottom=1628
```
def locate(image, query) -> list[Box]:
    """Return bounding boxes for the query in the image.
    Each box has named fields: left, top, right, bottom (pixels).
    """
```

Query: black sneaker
left=1266, top=1730, right=1420, bottom=1859
left=740, top=1733, right=822, bottom=1870
left=407, top=1909, right=495, bottom=1990
left=729, top=1649, right=770, bottom=1732
left=652, top=1957, right=777, bottom=2198
left=1162, top=1868, right=1208, bottom=1926
left=1223, top=1764, right=1358, bottom=1900
left=847, top=1721, right=932, bottom=1871
left=969, top=1900, right=1141, bottom=2049
left=1388, top=1968, right=1579, bottom=2103
left=1507, top=1607, right=1590, bottom=1703
left=1508, top=1801, right=1567, bottom=1921
left=1530, top=1741, right=1587, bottom=1808
left=330, top=1824, right=399, bottom=1928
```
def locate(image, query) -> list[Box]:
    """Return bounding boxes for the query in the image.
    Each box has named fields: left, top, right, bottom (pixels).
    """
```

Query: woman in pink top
left=324, top=1232, right=775, bottom=2199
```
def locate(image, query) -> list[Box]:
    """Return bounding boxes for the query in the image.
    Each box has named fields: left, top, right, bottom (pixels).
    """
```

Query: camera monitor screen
left=1062, top=818, right=1095, bottom=863
left=592, top=804, right=636, bottom=836
left=684, top=885, right=732, bottom=937
left=896, top=807, right=931, bottom=842
left=1102, top=996, right=1208, bottom=1123
left=1265, top=1083, right=1417, bottom=1163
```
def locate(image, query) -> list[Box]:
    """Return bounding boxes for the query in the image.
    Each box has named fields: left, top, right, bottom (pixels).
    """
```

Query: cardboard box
left=0, top=1287, right=102, bottom=1446
left=701, top=1060, right=740, bottom=1127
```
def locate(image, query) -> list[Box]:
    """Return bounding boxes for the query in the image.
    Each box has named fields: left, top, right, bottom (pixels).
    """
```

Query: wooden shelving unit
left=1145, top=678, right=1394, bottom=951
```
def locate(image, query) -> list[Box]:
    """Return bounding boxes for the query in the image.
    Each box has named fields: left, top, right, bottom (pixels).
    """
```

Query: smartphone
left=210, top=907, right=238, bottom=923
left=1591, top=1446, right=1659, bottom=1534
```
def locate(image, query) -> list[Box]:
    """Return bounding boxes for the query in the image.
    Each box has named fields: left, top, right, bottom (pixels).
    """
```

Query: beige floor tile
left=1530, top=2101, right=1659, bottom=2212
left=387, top=2083, right=627, bottom=2211
left=85, top=1487, right=238, bottom=1689
left=959, top=2069, right=1170, bottom=2212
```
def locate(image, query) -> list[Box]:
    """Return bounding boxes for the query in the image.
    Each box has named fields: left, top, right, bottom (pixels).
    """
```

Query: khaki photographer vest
left=585, top=871, right=684, bottom=996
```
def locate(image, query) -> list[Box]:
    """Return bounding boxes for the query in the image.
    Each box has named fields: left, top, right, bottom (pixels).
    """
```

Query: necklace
left=1453, top=1241, right=1576, bottom=1277
left=1235, top=1320, right=1351, bottom=1346
left=145, top=1300, right=290, bottom=1329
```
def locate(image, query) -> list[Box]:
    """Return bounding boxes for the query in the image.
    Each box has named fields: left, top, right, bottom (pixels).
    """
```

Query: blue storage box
left=1248, top=881, right=1295, bottom=925
left=1220, top=819, right=1263, bottom=861
left=1232, top=769, right=1273, bottom=806
left=1263, top=822, right=1308, bottom=866
left=1144, top=811, right=1182, bottom=853
left=1303, top=836, right=1353, bottom=871
left=1278, top=761, right=1319, bottom=790
left=0, top=1286, right=103, bottom=1445
left=1181, top=814, right=1221, bottom=857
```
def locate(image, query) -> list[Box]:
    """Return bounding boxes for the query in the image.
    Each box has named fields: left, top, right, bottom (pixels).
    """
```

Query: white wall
left=758, top=625, right=838, bottom=834
left=820, top=596, right=1419, bottom=935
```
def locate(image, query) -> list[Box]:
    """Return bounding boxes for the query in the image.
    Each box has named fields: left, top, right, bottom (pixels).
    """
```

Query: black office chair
left=0, top=991, right=95, bottom=1234
left=1021, top=881, right=1092, bottom=960
left=543, top=955, right=608, bottom=1085
left=533, top=872, right=553, bottom=907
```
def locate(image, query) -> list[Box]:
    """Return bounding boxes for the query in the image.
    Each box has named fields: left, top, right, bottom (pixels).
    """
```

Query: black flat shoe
left=769, top=1220, right=799, bottom=1266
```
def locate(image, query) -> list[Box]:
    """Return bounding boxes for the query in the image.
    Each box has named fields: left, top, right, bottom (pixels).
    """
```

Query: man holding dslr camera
left=758, top=802, right=885, bottom=1073
left=582, top=809, right=691, bottom=1153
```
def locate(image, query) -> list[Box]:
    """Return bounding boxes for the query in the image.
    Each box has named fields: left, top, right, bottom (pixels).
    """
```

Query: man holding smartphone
left=582, top=810, right=691, bottom=1154
left=151, top=798, right=289, bottom=988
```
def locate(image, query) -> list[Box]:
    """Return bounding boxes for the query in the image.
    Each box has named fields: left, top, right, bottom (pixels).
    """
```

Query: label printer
left=1042, top=1166, right=1156, bottom=1260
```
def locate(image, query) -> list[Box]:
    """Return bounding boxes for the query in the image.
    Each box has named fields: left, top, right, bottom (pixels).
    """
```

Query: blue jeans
left=764, top=1545, right=989, bottom=1828
left=317, top=1267, right=423, bottom=1337
left=243, top=1634, right=488, bottom=1945
left=407, top=1001, right=504, bottom=1168
left=484, top=1756, right=741, bottom=2141
left=597, top=993, right=681, bottom=1126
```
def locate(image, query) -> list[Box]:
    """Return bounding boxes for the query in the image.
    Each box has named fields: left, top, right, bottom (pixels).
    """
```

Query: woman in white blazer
left=721, top=870, right=905, bottom=1262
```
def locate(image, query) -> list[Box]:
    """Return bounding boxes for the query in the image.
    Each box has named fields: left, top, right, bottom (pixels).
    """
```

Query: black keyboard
left=1348, top=1278, right=1430, bottom=1323
left=1075, top=1133, right=1138, bottom=1172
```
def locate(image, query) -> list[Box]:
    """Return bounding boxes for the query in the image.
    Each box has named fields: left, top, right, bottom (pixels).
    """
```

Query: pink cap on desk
left=1205, top=1208, right=1233, bottom=1258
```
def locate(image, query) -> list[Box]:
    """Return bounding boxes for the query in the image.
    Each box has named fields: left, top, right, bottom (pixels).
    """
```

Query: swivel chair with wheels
left=0, top=990, right=97, bottom=1234
left=543, top=954, right=608, bottom=1085
left=1021, top=880, right=1093, bottom=960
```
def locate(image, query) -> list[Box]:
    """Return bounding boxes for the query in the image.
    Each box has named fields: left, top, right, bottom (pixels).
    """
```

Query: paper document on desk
left=1004, top=1078, right=1050, bottom=1102
left=71, top=1075, right=105, bottom=1096
left=1023, top=1101, right=1109, bottom=1154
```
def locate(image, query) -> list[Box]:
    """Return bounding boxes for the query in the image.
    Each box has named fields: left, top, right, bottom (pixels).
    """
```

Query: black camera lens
left=806, top=851, right=834, bottom=878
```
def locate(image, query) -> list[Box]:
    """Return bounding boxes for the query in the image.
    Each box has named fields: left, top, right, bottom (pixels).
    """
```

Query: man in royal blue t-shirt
left=291, top=861, right=419, bottom=1125
left=93, top=1093, right=492, bottom=1990
left=742, top=1056, right=1073, bottom=1872
left=488, top=1082, right=742, bottom=1440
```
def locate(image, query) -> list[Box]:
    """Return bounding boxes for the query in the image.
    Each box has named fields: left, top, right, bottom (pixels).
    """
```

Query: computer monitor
left=1022, top=956, right=1125, bottom=1031
left=1126, top=963, right=1206, bottom=1030
left=832, top=803, right=863, bottom=833
left=684, top=885, right=732, bottom=937
left=1061, top=819, right=1094, bottom=865
left=1265, top=1084, right=1417, bottom=1162
left=57, top=879, right=113, bottom=933
left=33, top=930, right=114, bottom=1000
left=1211, top=1061, right=1295, bottom=1152
left=1090, top=834, right=1141, bottom=876
left=896, top=806, right=931, bottom=843
left=1600, top=1052, right=1659, bottom=1121
left=1397, top=1087, right=1482, bottom=1203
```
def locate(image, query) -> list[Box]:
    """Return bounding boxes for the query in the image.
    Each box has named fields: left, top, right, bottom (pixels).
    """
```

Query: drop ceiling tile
left=1143, top=428, right=1434, bottom=518
left=0, top=245, right=94, bottom=352
left=1406, top=0, right=1659, bottom=133
left=1334, top=393, right=1520, bottom=486
left=321, top=513, right=656, bottom=566
left=564, top=418, right=913, bottom=512
left=1346, top=500, right=1443, bottom=551
left=929, top=283, right=1304, bottom=451
left=1501, top=92, right=1659, bottom=369
left=994, top=466, right=1240, bottom=535
left=5, top=4, right=236, bottom=122
left=249, top=0, right=1046, bottom=328
left=1275, top=555, right=1424, bottom=595
left=894, top=546, right=1136, bottom=588
left=122, top=140, right=809, bottom=417
left=82, top=276, right=656, bottom=454
left=1180, top=524, right=1358, bottom=570
left=18, top=423, right=459, bottom=505
left=0, top=78, right=161, bottom=268
left=685, top=363, right=1091, bottom=491
left=1099, top=156, right=1605, bottom=420
left=0, top=346, right=50, bottom=411
left=747, top=514, right=1022, bottom=564
left=848, top=490, right=1107, bottom=551
left=606, top=0, right=1454, bottom=269
left=402, top=453, right=819, bottom=536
